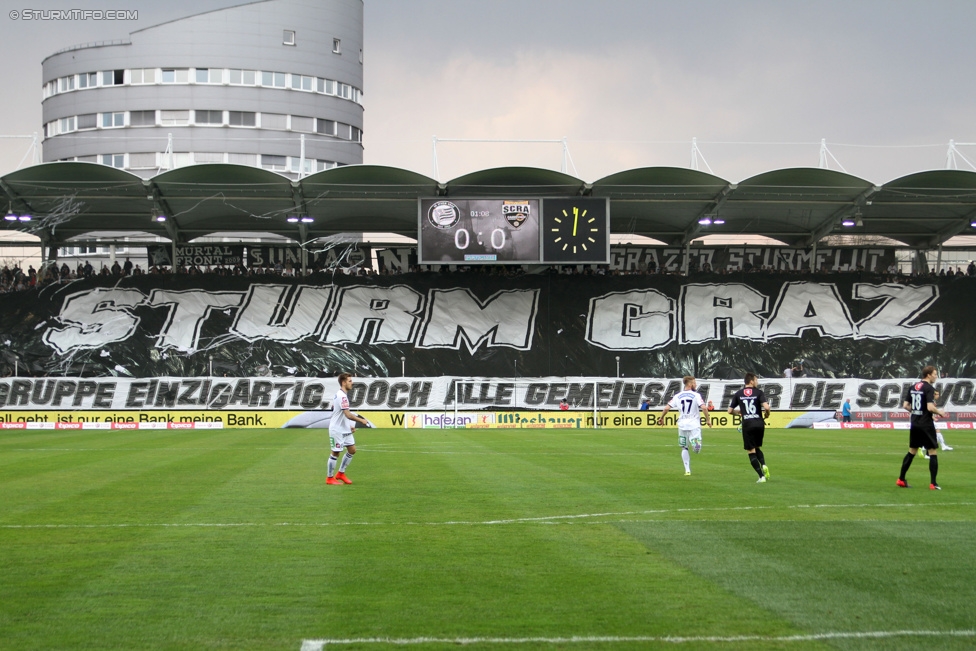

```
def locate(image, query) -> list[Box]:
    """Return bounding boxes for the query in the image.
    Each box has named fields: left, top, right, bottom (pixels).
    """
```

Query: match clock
left=542, top=198, right=610, bottom=263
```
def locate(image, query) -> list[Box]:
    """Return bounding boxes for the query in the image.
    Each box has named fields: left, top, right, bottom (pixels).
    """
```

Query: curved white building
left=41, top=0, right=364, bottom=179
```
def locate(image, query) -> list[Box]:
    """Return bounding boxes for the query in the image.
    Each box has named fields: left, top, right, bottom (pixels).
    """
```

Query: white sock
left=681, top=448, right=691, bottom=472
left=937, top=432, right=947, bottom=448
left=339, top=452, right=354, bottom=473
left=328, top=455, right=337, bottom=477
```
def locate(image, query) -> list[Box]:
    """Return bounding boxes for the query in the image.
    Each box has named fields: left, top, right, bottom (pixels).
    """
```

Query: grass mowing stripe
left=301, top=629, right=976, bottom=648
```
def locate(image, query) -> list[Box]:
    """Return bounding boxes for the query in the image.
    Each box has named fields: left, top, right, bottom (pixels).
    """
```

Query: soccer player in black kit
left=897, top=365, right=947, bottom=490
left=728, top=373, right=772, bottom=483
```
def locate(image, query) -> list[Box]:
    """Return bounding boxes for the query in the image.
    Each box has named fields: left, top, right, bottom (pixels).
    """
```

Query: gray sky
left=1, top=0, right=974, bottom=183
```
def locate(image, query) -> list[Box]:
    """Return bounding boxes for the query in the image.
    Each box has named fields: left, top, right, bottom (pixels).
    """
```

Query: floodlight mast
left=946, top=139, right=976, bottom=171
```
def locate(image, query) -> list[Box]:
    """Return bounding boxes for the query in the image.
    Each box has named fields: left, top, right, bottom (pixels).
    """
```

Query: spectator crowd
left=2, top=257, right=975, bottom=294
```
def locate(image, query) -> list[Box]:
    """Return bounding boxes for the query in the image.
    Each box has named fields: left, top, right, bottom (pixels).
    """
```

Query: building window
left=316, top=119, right=336, bottom=136
left=261, top=154, right=287, bottom=171
left=128, top=152, right=156, bottom=169
left=102, top=112, right=125, bottom=128
left=291, top=74, right=313, bottom=91
left=194, top=68, right=223, bottom=84
left=339, top=83, right=352, bottom=100
left=194, top=110, right=224, bottom=125
left=261, top=71, right=286, bottom=87
left=228, top=111, right=257, bottom=127
left=101, top=154, right=125, bottom=168
left=58, top=116, right=76, bottom=133
left=291, top=116, right=314, bottom=133
left=167, top=153, right=192, bottom=168
left=160, top=110, right=190, bottom=126
left=59, top=76, right=75, bottom=92
left=130, top=68, right=157, bottom=84
left=351, top=126, right=362, bottom=142
left=316, top=160, right=337, bottom=172
left=228, top=153, right=257, bottom=166
left=289, top=158, right=313, bottom=174
left=228, top=69, right=256, bottom=85
left=129, top=110, right=156, bottom=127
left=283, top=30, right=296, bottom=45
left=161, top=68, right=189, bottom=84
left=260, top=113, right=287, bottom=130
left=194, top=152, right=224, bottom=164
left=333, top=38, right=341, bottom=54
left=101, top=70, right=124, bottom=85
left=78, top=72, right=98, bottom=88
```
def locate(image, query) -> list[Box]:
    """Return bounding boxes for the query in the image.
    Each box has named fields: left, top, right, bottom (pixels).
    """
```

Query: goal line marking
left=300, top=629, right=976, bottom=648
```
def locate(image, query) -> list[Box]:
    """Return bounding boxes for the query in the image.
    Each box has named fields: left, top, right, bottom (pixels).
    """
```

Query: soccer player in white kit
left=658, top=375, right=712, bottom=475
left=326, top=372, right=373, bottom=485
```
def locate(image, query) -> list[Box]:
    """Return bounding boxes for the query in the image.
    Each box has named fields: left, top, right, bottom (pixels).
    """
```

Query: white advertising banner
left=1, top=376, right=975, bottom=415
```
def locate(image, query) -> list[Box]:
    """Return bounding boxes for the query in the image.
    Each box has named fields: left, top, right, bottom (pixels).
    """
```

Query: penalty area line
left=300, top=629, right=976, bottom=648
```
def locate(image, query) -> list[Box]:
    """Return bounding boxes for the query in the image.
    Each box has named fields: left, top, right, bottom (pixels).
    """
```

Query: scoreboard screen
left=418, top=197, right=610, bottom=264
left=419, top=199, right=541, bottom=264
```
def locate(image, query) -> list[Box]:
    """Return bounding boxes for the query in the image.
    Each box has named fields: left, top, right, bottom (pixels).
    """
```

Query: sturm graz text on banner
left=0, top=273, right=967, bottom=379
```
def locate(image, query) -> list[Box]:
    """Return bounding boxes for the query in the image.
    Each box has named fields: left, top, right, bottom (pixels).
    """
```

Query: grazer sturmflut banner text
left=0, top=272, right=972, bottom=379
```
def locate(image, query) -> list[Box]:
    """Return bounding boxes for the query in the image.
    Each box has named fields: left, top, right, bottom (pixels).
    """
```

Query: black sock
left=900, top=452, right=914, bottom=480
left=929, top=455, right=938, bottom=485
left=749, top=453, right=763, bottom=477
left=756, top=448, right=766, bottom=466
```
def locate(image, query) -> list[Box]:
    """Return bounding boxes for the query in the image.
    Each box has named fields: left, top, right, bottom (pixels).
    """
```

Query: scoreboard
left=418, top=197, right=609, bottom=264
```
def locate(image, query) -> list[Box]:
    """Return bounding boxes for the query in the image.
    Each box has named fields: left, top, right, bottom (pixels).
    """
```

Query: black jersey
left=730, top=386, right=766, bottom=425
left=904, top=380, right=936, bottom=428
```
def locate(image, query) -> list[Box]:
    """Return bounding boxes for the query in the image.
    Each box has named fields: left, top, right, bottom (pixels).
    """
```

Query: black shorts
left=909, top=424, right=938, bottom=451
left=742, top=423, right=765, bottom=450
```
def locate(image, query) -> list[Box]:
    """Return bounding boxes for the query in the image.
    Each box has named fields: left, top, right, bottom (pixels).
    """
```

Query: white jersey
left=668, top=389, right=705, bottom=430
left=329, top=388, right=354, bottom=435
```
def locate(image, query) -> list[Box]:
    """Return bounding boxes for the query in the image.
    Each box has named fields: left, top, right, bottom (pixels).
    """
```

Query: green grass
left=0, top=426, right=973, bottom=650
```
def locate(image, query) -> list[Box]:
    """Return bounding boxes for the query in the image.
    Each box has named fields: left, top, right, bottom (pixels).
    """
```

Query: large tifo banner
left=0, top=271, right=973, bottom=379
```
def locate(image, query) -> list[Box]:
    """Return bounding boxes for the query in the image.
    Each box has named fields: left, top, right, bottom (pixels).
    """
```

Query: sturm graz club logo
left=502, top=200, right=531, bottom=228
left=427, top=201, right=461, bottom=229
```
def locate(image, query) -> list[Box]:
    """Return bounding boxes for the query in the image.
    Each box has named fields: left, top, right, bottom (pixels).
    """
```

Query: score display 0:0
left=455, top=228, right=506, bottom=250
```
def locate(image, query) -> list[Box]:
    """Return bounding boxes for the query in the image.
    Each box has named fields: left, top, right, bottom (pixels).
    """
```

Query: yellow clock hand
left=572, top=207, right=579, bottom=236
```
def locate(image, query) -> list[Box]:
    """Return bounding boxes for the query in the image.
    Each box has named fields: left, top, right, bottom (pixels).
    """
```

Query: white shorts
left=329, top=428, right=355, bottom=453
left=678, top=428, right=702, bottom=448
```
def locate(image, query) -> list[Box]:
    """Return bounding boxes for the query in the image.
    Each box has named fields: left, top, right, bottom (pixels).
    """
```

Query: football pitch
left=1, top=426, right=974, bottom=651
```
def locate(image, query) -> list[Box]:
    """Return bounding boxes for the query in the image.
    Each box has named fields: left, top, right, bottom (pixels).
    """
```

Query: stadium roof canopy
left=2, top=162, right=976, bottom=248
